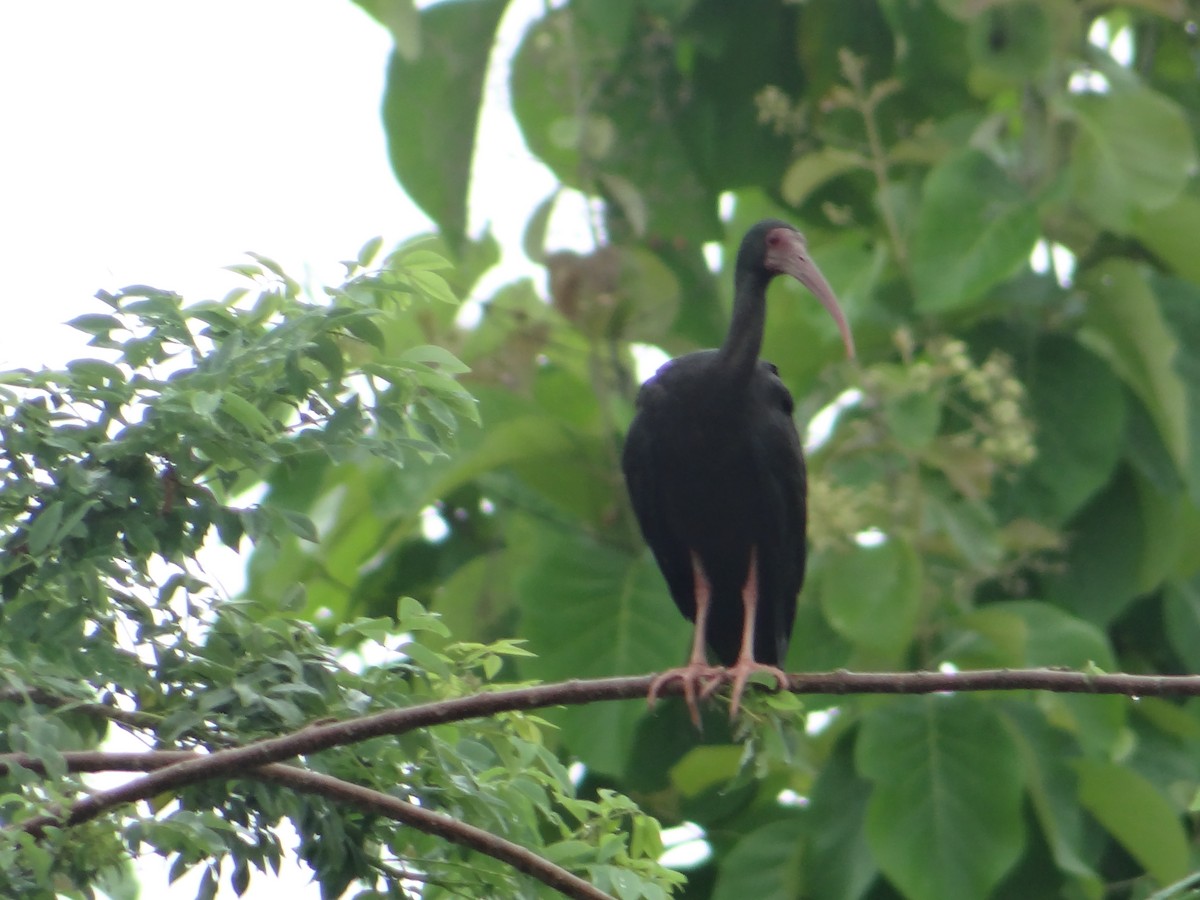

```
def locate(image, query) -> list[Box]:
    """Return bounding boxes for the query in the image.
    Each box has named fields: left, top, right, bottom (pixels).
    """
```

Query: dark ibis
left=622, top=220, right=855, bottom=725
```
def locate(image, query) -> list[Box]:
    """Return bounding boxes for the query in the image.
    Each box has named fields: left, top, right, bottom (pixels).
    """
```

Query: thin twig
left=0, top=687, right=159, bottom=731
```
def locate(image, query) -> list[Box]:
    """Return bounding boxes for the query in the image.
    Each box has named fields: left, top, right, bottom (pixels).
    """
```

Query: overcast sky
left=0, top=1, right=585, bottom=370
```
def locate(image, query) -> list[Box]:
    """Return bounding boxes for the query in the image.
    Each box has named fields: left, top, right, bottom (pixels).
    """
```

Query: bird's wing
left=752, top=365, right=807, bottom=662
left=621, top=407, right=697, bottom=622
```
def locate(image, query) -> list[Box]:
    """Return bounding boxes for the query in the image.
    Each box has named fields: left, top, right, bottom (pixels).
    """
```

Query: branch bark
left=17, top=666, right=1200, bottom=839
left=1, top=751, right=612, bottom=900
left=11, top=667, right=1200, bottom=897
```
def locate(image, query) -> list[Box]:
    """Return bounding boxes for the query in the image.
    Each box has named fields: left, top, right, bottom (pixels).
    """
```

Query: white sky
left=0, top=1, right=590, bottom=370
left=0, top=2, right=593, bottom=897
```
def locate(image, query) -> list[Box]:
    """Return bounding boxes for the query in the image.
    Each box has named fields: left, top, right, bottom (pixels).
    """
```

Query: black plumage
left=622, top=219, right=855, bottom=724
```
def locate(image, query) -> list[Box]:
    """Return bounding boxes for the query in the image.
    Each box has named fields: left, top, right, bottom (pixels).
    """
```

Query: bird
left=621, top=219, right=855, bottom=726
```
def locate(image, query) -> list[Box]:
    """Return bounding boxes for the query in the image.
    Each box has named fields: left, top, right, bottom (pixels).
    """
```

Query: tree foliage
left=4, top=0, right=1200, bottom=898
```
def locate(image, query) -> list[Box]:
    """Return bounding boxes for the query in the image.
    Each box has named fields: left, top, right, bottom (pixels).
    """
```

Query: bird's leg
left=719, top=546, right=790, bottom=719
left=647, top=552, right=725, bottom=728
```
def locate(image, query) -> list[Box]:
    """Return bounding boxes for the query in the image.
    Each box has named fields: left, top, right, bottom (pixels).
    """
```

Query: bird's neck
left=718, top=269, right=770, bottom=379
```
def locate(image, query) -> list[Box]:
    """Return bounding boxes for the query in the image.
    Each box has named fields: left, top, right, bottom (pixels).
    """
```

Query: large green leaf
left=1075, top=759, right=1189, bottom=886
left=996, top=336, right=1125, bottom=525
left=515, top=526, right=690, bottom=774
left=381, top=0, right=508, bottom=246
left=857, top=695, right=1025, bottom=900
left=1152, top=274, right=1200, bottom=503
left=877, top=0, right=970, bottom=118
left=1133, top=194, right=1200, bottom=283
left=965, top=2, right=1053, bottom=87
left=1063, top=83, right=1197, bottom=231
left=911, top=149, right=1040, bottom=314
left=679, top=0, right=802, bottom=191
left=510, top=3, right=719, bottom=239
left=1164, top=572, right=1200, bottom=673
left=509, top=4, right=614, bottom=189
left=816, top=536, right=921, bottom=660
left=999, top=702, right=1101, bottom=892
left=1079, top=259, right=1187, bottom=473
left=1041, top=467, right=1146, bottom=627
left=711, top=817, right=806, bottom=900
left=803, top=731, right=876, bottom=900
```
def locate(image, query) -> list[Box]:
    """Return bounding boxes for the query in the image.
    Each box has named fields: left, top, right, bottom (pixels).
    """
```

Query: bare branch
left=2, top=751, right=614, bottom=900
left=17, top=667, right=1200, bottom=839
left=256, top=766, right=614, bottom=900
left=12, top=667, right=1200, bottom=895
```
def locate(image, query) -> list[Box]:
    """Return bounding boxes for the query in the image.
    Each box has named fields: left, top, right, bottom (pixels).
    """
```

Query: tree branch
left=17, top=666, right=1200, bottom=839
left=254, top=766, right=613, bottom=900
left=0, top=687, right=159, bottom=731
left=11, top=667, right=1200, bottom=895
left=2, top=751, right=614, bottom=900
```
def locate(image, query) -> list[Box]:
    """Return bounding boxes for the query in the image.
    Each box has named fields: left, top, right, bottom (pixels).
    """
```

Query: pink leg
left=722, top=547, right=789, bottom=719
left=647, top=552, right=725, bottom=728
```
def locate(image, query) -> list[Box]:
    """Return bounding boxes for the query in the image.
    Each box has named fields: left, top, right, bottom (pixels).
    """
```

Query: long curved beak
left=768, top=230, right=856, bottom=360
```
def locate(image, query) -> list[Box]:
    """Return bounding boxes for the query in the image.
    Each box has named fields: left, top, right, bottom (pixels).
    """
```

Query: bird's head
left=739, top=219, right=856, bottom=359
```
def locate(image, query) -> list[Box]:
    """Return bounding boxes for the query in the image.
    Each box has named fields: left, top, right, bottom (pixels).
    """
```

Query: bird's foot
left=648, top=664, right=726, bottom=729
left=721, top=662, right=790, bottom=720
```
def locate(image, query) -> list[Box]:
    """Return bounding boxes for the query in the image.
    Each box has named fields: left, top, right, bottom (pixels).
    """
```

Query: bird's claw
left=725, top=663, right=789, bottom=720
left=647, top=665, right=726, bottom=729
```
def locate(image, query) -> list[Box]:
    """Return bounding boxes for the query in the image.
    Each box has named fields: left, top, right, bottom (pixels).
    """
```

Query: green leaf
left=1076, top=759, right=1189, bottom=885
left=1152, top=274, right=1200, bottom=503
left=510, top=5, right=720, bottom=239
left=1063, top=84, right=1197, bottom=231
left=781, top=147, right=865, bottom=208
left=219, top=392, right=274, bottom=437
left=996, top=336, right=1125, bottom=525
left=277, top=509, right=319, bottom=544
left=711, top=817, right=805, bottom=900
left=1042, top=467, right=1145, bottom=627
left=407, top=268, right=460, bottom=306
left=67, top=358, right=125, bottom=385
left=357, top=235, right=384, bottom=268
left=857, top=695, right=1025, bottom=900
left=397, top=344, right=471, bottom=375
left=911, top=149, right=1039, bottom=314
left=190, top=391, right=221, bottom=419
left=1164, top=573, right=1200, bottom=672
left=396, top=248, right=452, bottom=272
left=1080, top=260, right=1187, bottom=471
left=381, top=0, right=507, bottom=247
left=515, top=526, right=690, bottom=774
left=966, top=2, right=1052, bottom=85
left=67, top=313, right=122, bottom=336
left=340, top=313, right=386, bottom=351
left=803, top=731, right=876, bottom=900
left=816, top=536, right=921, bottom=658
left=27, top=502, right=64, bottom=556
left=1132, top=194, right=1200, bottom=283
left=1000, top=702, right=1101, bottom=890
